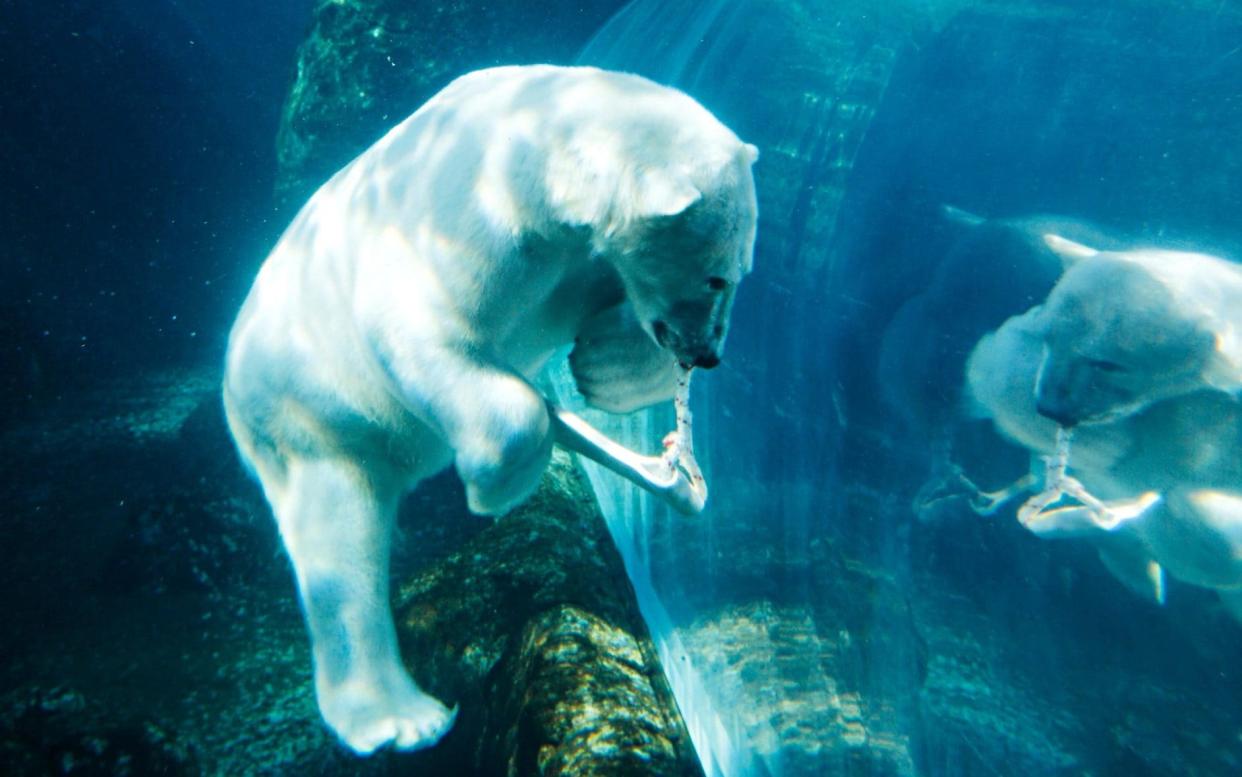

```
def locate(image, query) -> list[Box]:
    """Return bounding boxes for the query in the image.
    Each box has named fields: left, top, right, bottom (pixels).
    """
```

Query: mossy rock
left=391, top=451, right=701, bottom=776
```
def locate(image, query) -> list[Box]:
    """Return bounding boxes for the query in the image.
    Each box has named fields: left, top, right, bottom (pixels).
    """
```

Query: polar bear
left=966, top=235, right=1242, bottom=612
left=1030, top=235, right=1242, bottom=427
left=875, top=207, right=1125, bottom=519
left=877, top=206, right=1123, bottom=441
left=222, top=65, right=758, bottom=754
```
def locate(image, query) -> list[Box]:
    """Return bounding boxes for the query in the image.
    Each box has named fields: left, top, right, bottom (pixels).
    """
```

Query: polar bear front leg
left=548, top=367, right=707, bottom=515
left=450, top=370, right=555, bottom=516
left=549, top=404, right=704, bottom=514
left=390, top=352, right=554, bottom=517
left=274, top=457, right=455, bottom=754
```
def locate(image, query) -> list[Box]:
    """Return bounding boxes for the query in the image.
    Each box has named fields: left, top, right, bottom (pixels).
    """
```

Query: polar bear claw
left=321, top=677, right=457, bottom=754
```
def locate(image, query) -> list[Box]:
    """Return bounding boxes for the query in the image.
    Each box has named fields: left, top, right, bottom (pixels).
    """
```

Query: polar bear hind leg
left=271, top=455, right=456, bottom=754
left=1148, top=488, right=1242, bottom=590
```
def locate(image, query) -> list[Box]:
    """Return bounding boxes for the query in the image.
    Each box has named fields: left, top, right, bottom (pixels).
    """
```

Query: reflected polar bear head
left=1032, top=235, right=1221, bottom=427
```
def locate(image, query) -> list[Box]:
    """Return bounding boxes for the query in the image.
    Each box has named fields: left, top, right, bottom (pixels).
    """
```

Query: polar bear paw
left=320, top=677, right=457, bottom=755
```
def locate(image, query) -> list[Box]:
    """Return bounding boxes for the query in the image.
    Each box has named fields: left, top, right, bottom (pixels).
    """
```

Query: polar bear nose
left=652, top=318, right=722, bottom=369
left=693, top=352, right=721, bottom=369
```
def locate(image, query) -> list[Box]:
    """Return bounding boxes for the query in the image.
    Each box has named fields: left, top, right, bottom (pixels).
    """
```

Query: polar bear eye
left=1087, top=358, right=1127, bottom=374
left=706, top=276, right=728, bottom=291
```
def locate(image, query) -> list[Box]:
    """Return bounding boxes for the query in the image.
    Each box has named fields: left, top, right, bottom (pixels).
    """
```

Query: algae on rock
left=392, top=451, right=701, bottom=776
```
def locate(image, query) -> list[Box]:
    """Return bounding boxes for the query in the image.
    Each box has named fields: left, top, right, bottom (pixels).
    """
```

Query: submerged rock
left=0, top=362, right=697, bottom=774
left=393, top=450, right=701, bottom=776
left=0, top=687, right=199, bottom=776
left=483, top=604, right=692, bottom=776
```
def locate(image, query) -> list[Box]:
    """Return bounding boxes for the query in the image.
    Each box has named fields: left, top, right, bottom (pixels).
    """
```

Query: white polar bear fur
left=222, top=65, right=758, bottom=754
left=1030, top=235, right=1242, bottom=426
left=967, top=235, right=1242, bottom=613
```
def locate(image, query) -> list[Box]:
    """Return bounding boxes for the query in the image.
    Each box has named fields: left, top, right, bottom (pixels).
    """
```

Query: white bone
left=1018, top=427, right=1160, bottom=533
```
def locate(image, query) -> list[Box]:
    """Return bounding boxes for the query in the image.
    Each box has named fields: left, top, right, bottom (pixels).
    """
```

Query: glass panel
left=565, top=1, right=1242, bottom=774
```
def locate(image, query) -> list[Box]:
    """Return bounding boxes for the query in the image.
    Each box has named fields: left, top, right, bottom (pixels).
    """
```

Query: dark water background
left=4, top=0, right=1242, bottom=774
left=2, top=0, right=308, bottom=405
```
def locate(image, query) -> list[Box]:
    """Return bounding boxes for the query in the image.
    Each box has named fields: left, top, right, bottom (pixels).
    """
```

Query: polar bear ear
left=1044, top=233, right=1098, bottom=267
left=742, top=143, right=759, bottom=165
left=636, top=167, right=701, bottom=218
left=940, top=203, right=986, bottom=227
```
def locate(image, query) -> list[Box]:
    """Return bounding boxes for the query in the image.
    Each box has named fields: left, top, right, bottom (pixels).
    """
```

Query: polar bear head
left=1031, top=235, right=1225, bottom=427
left=543, top=76, right=758, bottom=370
left=607, top=151, right=759, bottom=370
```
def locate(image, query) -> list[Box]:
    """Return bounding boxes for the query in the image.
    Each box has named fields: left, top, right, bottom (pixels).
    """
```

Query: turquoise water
left=4, top=1, right=1241, bottom=774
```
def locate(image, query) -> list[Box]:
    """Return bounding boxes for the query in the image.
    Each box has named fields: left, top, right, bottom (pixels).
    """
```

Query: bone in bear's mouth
left=1018, top=426, right=1118, bottom=529
left=549, top=363, right=707, bottom=515
left=661, top=363, right=707, bottom=503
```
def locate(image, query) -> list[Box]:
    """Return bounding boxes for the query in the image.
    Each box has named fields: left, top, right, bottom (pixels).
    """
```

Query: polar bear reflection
left=967, top=234, right=1242, bottom=618
left=223, top=65, right=758, bottom=754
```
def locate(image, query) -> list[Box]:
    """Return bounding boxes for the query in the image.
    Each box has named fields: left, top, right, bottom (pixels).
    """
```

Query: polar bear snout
left=693, top=352, right=721, bottom=370
left=1034, top=393, right=1079, bottom=428
left=1033, top=354, right=1097, bottom=427
left=652, top=319, right=723, bottom=369
left=649, top=285, right=734, bottom=370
